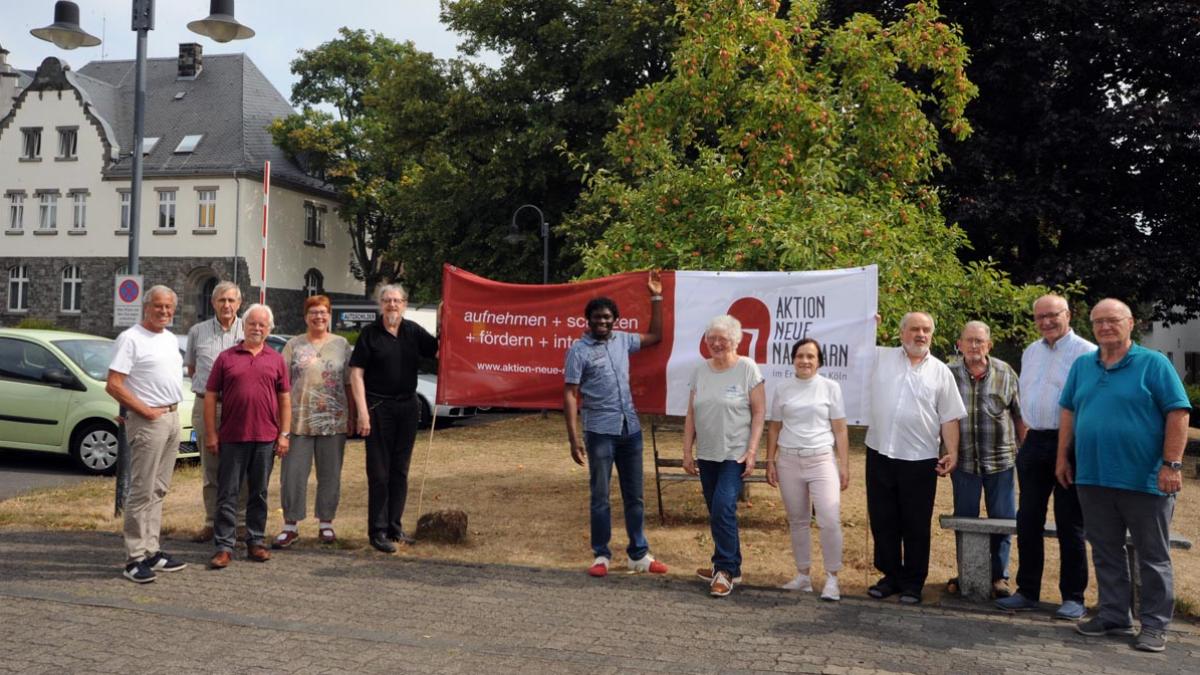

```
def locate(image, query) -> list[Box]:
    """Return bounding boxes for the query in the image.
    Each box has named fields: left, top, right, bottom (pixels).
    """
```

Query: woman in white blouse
left=766, top=338, right=850, bottom=601
left=682, top=314, right=766, bottom=598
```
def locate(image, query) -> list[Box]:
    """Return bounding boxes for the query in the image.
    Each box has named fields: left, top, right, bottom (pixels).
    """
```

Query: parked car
left=0, top=328, right=196, bottom=475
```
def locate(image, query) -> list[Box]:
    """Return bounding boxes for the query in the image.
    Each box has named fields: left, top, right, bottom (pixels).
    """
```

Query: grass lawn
left=1, top=412, right=1196, bottom=617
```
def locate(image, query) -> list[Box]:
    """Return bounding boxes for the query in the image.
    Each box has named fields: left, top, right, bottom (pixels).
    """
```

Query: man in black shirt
left=349, top=284, right=439, bottom=552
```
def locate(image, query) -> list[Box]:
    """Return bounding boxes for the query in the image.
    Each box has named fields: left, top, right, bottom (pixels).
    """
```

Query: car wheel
left=72, top=421, right=119, bottom=475
left=418, top=397, right=432, bottom=429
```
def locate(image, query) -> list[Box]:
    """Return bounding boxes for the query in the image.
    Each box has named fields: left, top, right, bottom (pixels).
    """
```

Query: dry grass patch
left=1, top=413, right=1196, bottom=616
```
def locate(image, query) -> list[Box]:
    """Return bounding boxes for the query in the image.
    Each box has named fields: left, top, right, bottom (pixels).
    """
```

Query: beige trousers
left=123, top=409, right=179, bottom=562
left=192, top=397, right=246, bottom=528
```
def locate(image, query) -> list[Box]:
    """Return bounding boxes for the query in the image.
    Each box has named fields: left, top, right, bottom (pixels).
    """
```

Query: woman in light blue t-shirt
left=682, top=314, right=765, bottom=597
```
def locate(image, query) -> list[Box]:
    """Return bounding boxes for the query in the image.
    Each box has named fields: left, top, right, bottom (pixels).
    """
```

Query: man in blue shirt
left=564, top=271, right=666, bottom=577
left=1057, top=298, right=1190, bottom=653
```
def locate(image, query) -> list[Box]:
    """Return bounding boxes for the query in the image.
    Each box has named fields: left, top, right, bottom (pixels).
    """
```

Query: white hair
left=242, top=303, right=275, bottom=330
left=376, top=283, right=408, bottom=303
left=899, top=311, right=934, bottom=333
left=705, top=314, right=743, bottom=343
left=211, top=280, right=241, bottom=302
left=142, top=285, right=177, bottom=308
left=961, top=320, right=991, bottom=340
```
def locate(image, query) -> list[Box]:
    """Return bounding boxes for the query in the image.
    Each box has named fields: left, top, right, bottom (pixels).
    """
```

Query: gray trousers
left=193, top=397, right=245, bottom=528
left=279, top=434, right=346, bottom=523
left=124, top=410, right=179, bottom=562
left=1077, top=485, right=1175, bottom=630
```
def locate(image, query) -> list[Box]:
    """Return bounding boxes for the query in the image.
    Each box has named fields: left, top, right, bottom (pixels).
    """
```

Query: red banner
left=438, top=265, right=675, bottom=412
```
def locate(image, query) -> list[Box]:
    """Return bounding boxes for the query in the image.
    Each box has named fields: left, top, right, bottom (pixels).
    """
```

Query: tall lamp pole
left=509, top=204, right=549, bottom=285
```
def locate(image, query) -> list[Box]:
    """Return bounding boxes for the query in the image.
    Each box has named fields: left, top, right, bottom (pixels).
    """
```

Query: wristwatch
left=281, top=432, right=292, bottom=440
left=1163, top=460, right=1183, bottom=471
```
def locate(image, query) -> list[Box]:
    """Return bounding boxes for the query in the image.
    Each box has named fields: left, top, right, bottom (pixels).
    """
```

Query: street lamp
left=32, top=0, right=254, bottom=278
left=507, top=204, right=549, bottom=285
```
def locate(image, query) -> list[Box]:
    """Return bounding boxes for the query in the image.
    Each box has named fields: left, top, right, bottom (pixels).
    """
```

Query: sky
left=3, top=0, right=501, bottom=103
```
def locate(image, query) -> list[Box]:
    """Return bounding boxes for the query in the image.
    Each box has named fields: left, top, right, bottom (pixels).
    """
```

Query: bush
left=15, top=318, right=64, bottom=331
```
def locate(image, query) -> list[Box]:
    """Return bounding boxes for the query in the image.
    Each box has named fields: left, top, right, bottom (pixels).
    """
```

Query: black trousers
left=1014, top=429, right=1088, bottom=602
left=365, top=396, right=420, bottom=537
left=866, top=447, right=938, bottom=594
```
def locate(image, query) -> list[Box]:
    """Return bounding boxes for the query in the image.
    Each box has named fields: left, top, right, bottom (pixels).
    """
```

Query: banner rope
left=414, top=403, right=438, bottom=524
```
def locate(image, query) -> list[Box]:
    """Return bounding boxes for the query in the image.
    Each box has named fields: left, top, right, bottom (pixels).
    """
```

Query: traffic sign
left=113, top=275, right=144, bottom=327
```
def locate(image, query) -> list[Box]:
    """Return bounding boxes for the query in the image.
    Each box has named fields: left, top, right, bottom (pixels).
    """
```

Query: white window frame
left=61, top=265, right=82, bottom=313
left=39, top=193, right=58, bottom=230
left=158, top=190, right=176, bottom=229
left=58, top=128, right=78, bottom=159
left=7, top=194, right=23, bottom=231
left=22, top=128, right=41, bottom=159
left=196, top=190, right=217, bottom=229
left=72, top=193, right=87, bottom=230
left=119, top=191, right=131, bottom=230
left=8, top=265, right=29, bottom=312
left=304, top=269, right=323, bottom=297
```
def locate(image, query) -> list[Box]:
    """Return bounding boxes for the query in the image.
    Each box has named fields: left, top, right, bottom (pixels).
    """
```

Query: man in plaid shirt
left=948, top=321, right=1026, bottom=598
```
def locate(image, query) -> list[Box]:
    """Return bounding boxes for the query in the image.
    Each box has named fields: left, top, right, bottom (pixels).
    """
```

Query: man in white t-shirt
left=106, top=285, right=186, bottom=584
left=864, top=311, right=966, bottom=604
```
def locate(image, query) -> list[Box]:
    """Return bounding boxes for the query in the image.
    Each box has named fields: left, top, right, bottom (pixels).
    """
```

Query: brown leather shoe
left=209, top=551, right=231, bottom=569
left=191, top=526, right=214, bottom=543
left=246, top=545, right=271, bottom=562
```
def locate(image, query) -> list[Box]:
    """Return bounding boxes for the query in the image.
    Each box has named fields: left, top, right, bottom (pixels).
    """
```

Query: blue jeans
left=951, top=467, right=1016, bottom=581
left=698, top=459, right=744, bottom=577
left=214, top=441, right=275, bottom=553
left=585, top=430, right=649, bottom=560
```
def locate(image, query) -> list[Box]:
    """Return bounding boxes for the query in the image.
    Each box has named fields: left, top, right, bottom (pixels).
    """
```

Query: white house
left=0, top=43, right=360, bottom=336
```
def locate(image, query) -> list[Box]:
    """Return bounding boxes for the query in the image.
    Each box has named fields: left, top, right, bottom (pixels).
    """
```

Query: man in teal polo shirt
left=1056, top=298, right=1189, bottom=653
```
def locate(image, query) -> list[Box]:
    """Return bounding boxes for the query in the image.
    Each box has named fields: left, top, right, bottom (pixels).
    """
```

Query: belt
left=1026, top=428, right=1059, bottom=438
left=158, top=403, right=179, bottom=412
left=778, top=445, right=832, bottom=458
left=366, top=391, right=414, bottom=402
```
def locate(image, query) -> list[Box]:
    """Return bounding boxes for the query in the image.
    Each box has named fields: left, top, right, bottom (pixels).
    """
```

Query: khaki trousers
left=192, top=396, right=246, bottom=528
left=123, top=409, right=179, bottom=562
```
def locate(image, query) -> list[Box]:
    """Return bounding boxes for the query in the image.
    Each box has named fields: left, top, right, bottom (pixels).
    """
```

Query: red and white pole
left=259, top=160, right=271, bottom=304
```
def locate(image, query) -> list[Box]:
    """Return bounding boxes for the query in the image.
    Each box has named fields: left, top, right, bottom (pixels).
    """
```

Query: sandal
left=272, top=530, right=298, bottom=549
left=319, top=526, right=336, bottom=544
left=867, top=580, right=897, bottom=600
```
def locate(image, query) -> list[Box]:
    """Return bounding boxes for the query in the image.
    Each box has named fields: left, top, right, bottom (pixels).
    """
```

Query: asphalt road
left=0, top=450, right=90, bottom=502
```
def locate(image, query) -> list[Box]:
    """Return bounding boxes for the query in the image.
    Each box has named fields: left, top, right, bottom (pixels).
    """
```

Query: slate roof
left=74, top=53, right=332, bottom=196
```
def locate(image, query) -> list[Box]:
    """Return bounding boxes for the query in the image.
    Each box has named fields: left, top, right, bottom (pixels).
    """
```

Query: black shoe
left=123, top=560, right=157, bottom=584
left=370, top=535, right=397, bottom=553
left=146, top=551, right=187, bottom=573
left=387, top=531, right=415, bottom=545
left=867, top=579, right=897, bottom=600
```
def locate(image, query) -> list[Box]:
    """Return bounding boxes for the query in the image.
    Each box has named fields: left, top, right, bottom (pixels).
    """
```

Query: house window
left=61, top=265, right=82, bottom=313
left=8, top=265, right=29, bottom=312
left=304, top=269, right=323, bottom=297
left=304, top=203, right=324, bottom=244
left=22, top=128, right=41, bottom=159
left=72, top=193, right=87, bottom=230
left=174, top=134, right=203, bottom=153
left=7, top=194, right=23, bottom=231
left=196, top=190, right=217, bottom=228
left=119, top=192, right=130, bottom=230
left=58, top=128, right=78, bottom=159
left=158, top=190, right=176, bottom=229
left=39, top=193, right=58, bottom=230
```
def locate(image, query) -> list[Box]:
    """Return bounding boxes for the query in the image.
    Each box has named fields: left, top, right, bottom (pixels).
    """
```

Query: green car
left=0, top=328, right=196, bottom=475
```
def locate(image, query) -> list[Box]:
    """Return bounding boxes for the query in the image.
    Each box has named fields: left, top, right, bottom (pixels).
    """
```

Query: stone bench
left=939, top=515, right=1193, bottom=605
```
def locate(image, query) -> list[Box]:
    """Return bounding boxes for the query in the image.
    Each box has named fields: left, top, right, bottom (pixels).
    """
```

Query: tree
left=826, top=1, right=1200, bottom=322
left=564, top=0, right=1045, bottom=348
left=271, top=29, right=450, bottom=297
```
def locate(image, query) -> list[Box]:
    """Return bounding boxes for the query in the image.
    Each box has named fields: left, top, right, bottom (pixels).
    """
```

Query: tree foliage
left=827, top=1, right=1200, bottom=322
left=565, top=0, right=1044, bottom=348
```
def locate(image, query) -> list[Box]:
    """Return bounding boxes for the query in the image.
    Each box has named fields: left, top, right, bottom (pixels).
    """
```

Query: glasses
left=1091, top=317, right=1129, bottom=327
left=1034, top=309, right=1066, bottom=321
left=307, top=310, right=330, bottom=316
left=960, top=338, right=988, bottom=346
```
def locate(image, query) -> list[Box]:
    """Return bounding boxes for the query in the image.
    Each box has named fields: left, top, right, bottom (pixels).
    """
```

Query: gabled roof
left=72, top=53, right=331, bottom=196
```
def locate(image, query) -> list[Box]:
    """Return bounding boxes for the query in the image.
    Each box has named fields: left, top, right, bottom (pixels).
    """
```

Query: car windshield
left=53, top=339, right=114, bottom=382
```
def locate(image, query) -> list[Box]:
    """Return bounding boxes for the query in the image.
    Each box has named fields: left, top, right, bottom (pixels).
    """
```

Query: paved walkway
left=0, top=530, right=1196, bottom=674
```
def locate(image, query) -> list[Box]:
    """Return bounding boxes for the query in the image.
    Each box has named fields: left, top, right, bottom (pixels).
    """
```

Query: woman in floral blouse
left=273, top=295, right=353, bottom=547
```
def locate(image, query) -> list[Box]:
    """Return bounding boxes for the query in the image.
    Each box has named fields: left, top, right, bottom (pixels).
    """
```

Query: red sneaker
left=588, top=556, right=610, bottom=577
left=628, top=555, right=668, bottom=574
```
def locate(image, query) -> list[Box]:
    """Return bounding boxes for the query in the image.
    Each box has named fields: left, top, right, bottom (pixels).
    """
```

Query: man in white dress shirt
left=864, top=312, right=966, bottom=604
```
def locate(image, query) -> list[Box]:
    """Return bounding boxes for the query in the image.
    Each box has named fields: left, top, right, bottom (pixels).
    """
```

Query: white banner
left=665, top=266, right=878, bottom=424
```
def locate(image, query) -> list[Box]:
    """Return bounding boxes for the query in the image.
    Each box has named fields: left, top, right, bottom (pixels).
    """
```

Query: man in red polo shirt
left=204, top=303, right=291, bottom=568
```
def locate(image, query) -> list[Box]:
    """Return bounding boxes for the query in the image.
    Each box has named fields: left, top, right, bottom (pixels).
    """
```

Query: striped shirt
left=950, top=357, right=1021, bottom=475
left=1019, top=330, right=1095, bottom=430
left=184, top=316, right=244, bottom=394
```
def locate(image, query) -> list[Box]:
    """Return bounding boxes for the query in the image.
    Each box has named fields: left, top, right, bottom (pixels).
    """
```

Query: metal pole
left=541, top=217, right=549, bottom=285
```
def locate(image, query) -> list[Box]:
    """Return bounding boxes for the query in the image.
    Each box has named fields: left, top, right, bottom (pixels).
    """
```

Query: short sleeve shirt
left=865, top=347, right=966, bottom=461
left=282, top=334, right=351, bottom=436
left=1059, top=343, right=1190, bottom=495
left=563, top=331, right=641, bottom=435
left=690, top=357, right=764, bottom=461
left=769, top=374, right=845, bottom=450
left=185, top=317, right=244, bottom=394
left=108, top=324, right=184, bottom=407
left=206, top=342, right=290, bottom=443
left=349, top=318, right=438, bottom=397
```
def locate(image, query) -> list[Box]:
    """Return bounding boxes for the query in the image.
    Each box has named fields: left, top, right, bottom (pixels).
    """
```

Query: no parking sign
left=113, top=275, right=144, bottom=327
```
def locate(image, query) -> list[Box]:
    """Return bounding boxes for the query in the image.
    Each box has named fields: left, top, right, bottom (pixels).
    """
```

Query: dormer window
left=174, top=134, right=203, bottom=154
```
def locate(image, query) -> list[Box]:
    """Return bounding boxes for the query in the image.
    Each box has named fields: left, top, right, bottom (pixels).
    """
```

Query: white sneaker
left=587, top=556, right=610, bottom=577
left=820, top=574, right=840, bottom=601
left=627, top=554, right=668, bottom=574
left=781, top=573, right=813, bottom=592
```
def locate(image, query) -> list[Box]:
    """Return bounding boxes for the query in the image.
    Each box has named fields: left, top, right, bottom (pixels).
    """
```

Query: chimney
left=0, top=44, right=20, bottom=119
left=178, top=43, right=203, bottom=79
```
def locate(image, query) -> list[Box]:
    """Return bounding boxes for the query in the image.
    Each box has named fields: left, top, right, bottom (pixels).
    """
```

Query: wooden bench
left=650, top=416, right=769, bottom=524
left=939, top=515, right=1193, bottom=606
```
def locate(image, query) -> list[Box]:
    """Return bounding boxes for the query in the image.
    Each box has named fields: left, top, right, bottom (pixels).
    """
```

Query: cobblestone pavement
left=0, top=530, right=1195, bottom=674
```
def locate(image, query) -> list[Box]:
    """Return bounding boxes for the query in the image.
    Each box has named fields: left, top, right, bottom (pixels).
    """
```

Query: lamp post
left=32, top=0, right=254, bottom=278
left=508, top=204, right=549, bottom=285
